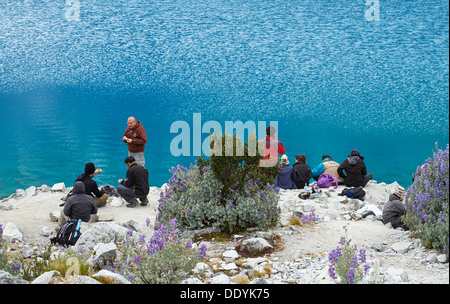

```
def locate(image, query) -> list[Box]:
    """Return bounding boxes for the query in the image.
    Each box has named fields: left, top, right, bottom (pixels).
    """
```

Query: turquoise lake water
left=0, top=0, right=448, bottom=198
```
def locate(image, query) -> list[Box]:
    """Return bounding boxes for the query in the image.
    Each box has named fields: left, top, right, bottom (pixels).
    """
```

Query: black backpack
left=51, top=219, right=82, bottom=247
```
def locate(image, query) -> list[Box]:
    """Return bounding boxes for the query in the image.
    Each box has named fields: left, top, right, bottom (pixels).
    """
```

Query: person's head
left=280, top=154, right=289, bottom=166
left=350, top=149, right=360, bottom=157
left=394, top=186, right=406, bottom=201
left=295, top=154, right=306, bottom=162
left=84, top=162, right=96, bottom=176
left=124, top=156, right=136, bottom=168
left=127, top=117, right=137, bottom=129
left=266, top=126, right=276, bottom=138
left=322, top=154, right=332, bottom=161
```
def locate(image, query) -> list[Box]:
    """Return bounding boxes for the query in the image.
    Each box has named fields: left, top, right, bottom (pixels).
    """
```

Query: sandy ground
left=1, top=185, right=448, bottom=284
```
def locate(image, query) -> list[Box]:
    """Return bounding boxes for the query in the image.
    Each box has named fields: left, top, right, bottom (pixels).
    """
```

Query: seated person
left=291, top=154, right=313, bottom=189
left=382, top=186, right=408, bottom=230
left=75, top=162, right=108, bottom=207
left=276, top=155, right=296, bottom=189
left=117, top=156, right=150, bottom=208
left=311, top=154, right=344, bottom=184
left=58, top=181, right=98, bottom=228
left=337, top=149, right=373, bottom=187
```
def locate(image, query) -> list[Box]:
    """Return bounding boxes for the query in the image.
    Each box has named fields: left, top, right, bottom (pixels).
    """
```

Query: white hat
left=281, top=154, right=289, bottom=165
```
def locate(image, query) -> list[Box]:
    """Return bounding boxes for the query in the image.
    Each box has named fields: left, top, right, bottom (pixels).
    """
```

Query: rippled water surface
left=0, top=0, right=448, bottom=198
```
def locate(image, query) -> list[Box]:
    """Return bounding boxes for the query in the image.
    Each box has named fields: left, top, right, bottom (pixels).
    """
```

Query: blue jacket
left=277, top=166, right=297, bottom=189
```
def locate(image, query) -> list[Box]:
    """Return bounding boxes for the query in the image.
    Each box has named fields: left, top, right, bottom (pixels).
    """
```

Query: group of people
left=59, top=123, right=408, bottom=232
left=264, top=128, right=407, bottom=231
left=58, top=117, right=150, bottom=228
left=276, top=150, right=373, bottom=191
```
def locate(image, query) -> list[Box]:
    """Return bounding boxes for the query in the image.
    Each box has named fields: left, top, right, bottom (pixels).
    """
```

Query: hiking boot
left=140, top=197, right=149, bottom=206
left=127, top=199, right=139, bottom=208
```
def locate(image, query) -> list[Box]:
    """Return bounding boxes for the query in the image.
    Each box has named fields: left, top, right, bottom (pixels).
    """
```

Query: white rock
left=222, top=249, right=240, bottom=261
left=26, top=186, right=36, bottom=197
left=87, top=242, right=118, bottom=266
left=40, top=226, right=52, bottom=237
left=31, top=270, right=61, bottom=284
left=209, top=273, right=231, bottom=284
left=51, top=182, right=66, bottom=192
left=92, top=269, right=131, bottom=284
left=222, top=263, right=238, bottom=271
left=2, top=223, right=23, bottom=242
left=391, top=242, right=410, bottom=254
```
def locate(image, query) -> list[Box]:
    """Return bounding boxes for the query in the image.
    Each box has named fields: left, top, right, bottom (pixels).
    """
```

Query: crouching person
left=382, top=186, right=409, bottom=230
left=117, top=156, right=150, bottom=208
left=58, top=181, right=98, bottom=228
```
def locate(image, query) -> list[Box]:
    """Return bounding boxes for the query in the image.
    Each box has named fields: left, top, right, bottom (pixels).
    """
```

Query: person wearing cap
left=122, top=117, right=147, bottom=167
left=311, top=154, right=345, bottom=184
left=276, top=155, right=297, bottom=189
left=382, top=186, right=408, bottom=230
left=337, top=149, right=373, bottom=187
left=75, top=162, right=108, bottom=207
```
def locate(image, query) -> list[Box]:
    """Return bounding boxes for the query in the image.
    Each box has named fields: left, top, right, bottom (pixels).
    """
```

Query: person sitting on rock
left=75, top=162, right=108, bottom=207
left=58, top=181, right=98, bottom=228
left=276, top=155, right=297, bottom=189
left=311, top=154, right=344, bottom=184
left=382, top=186, right=409, bottom=230
left=291, top=154, right=313, bottom=189
left=337, top=149, right=373, bottom=187
left=117, top=156, right=150, bottom=208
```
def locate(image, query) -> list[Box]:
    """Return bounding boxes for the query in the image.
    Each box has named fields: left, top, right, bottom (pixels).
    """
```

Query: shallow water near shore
left=0, top=0, right=448, bottom=199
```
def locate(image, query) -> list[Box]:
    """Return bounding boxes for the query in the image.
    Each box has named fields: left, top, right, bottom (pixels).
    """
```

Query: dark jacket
left=382, top=194, right=406, bottom=225
left=120, top=162, right=149, bottom=197
left=75, top=174, right=105, bottom=198
left=291, top=161, right=313, bottom=189
left=337, top=152, right=369, bottom=187
left=123, top=121, right=147, bottom=153
left=64, top=181, right=98, bottom=222
left=277, top=166, right=297, bottom=190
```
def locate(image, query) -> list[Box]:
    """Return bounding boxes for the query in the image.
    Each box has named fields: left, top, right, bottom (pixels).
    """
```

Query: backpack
left=339, top=187, right=366, bottom=200
left=317, top=173, right=338, bottom=189
left=51, top=219, right=82, bottom=247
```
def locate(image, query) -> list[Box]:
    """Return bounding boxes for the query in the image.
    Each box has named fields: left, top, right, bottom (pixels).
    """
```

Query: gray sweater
left=382, top=194, right=406, bottom=225
left=63, top=181, right=98, bottom=222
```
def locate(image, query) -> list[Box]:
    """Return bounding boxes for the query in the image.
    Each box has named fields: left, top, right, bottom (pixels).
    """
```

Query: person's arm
left=337, top=162, right=346, bottom=179
left=311, top=163, right=325, bottom=178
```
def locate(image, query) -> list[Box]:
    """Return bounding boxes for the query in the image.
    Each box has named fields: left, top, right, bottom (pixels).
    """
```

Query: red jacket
left=123, top=121, right=147, bottom=153
left=259, top=137, right=285, bottom=167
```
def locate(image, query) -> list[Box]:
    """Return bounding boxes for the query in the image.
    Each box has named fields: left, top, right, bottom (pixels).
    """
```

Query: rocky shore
left=1, top=180, right=448, bottom=284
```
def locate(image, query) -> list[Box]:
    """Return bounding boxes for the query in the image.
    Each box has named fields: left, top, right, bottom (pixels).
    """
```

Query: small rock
left=31, top=270, right=61, bottom=284
left=0, top=202, right=13, bottom=211
left=437, top=254, right=448, bottom=263
left=222, top=250, right=240, bottom=261
left=40, top=226, right=52, bottom=237
left=209, top=273, right=230, bottom=284
left=51, top=183, right=66, bottom=192
left=26, top=186, right=36, bottom=197
left=21, top=245, right=35, bottom=258
left=391, top=242, right=410, bottom=254
left=40, top=184, right=51, bottom=192
left=92, top=269, right=131, bottom=284
left=240, top=238, right=273, bottom=252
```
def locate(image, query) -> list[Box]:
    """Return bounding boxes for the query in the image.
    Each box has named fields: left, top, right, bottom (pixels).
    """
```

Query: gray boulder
left=73, top=222, right=136, bottom=251
left=241, top=238, right=273, bottom=252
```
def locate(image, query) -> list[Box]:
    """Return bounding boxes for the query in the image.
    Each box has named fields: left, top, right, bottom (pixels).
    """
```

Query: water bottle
left=304, top=183, right=308, bottom=192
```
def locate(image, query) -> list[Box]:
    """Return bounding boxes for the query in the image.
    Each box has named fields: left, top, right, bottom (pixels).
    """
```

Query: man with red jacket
left=259, top=126, right=285, bottom=167
left=122, top=117, right=147, bottom=167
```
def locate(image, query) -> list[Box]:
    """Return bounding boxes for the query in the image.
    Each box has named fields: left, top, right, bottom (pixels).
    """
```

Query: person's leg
left=57, top=211, right=69, bottom=229
left=362, top=173, right=373, bottom=187
left=139, top=195, right=149, bottom=206
left=130, top=152, right=145, bottom=167
left=117, top=185, right=138, bottom=205
left=94, top=193, right=109, bottom=207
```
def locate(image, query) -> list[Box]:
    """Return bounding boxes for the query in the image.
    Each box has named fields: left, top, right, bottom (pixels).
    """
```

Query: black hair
left=124, top=156, right=136, bottom=164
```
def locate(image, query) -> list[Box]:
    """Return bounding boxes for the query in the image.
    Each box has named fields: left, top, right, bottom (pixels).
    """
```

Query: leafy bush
left=106, top=219, right=206, bottom=284
left=328, top=226, right=371, bottom=284
left=156, top=131, right=281, bottom=234
left=404, top=143, right=449, bottom=255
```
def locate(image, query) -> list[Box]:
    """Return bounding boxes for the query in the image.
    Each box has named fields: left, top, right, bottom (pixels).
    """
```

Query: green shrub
left=404, top=143, right=449, bottom=255
left=156, top=132, right=281, bottom=234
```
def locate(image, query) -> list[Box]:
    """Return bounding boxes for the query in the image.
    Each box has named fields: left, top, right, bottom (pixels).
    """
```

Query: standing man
left=123, top=117, right=147, bottom=167
left=117, top=156, right=150, bottom=208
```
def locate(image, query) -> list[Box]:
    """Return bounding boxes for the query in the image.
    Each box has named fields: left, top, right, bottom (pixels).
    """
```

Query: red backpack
left=317, top=173, right=338, bottom=188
